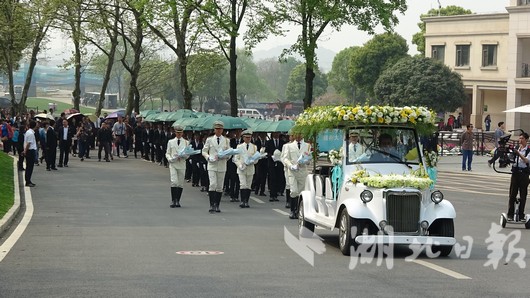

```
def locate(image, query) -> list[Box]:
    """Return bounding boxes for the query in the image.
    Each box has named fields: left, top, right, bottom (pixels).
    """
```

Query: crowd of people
left=1, top=108, right=309, bottom=219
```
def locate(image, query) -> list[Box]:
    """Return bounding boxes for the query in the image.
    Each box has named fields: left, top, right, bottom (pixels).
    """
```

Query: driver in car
left=370, top=133, right=402, bottom=162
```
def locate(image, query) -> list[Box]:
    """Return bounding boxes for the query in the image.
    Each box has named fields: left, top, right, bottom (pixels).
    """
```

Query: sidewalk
left=437, top=154, right=510, bottom=177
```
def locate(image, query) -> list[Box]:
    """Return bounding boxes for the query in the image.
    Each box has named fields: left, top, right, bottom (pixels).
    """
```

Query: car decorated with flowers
left=292, top=105, right=456, bottom=256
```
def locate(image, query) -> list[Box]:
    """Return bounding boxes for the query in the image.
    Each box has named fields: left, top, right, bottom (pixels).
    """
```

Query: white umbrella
left=35, top=113, right=54, bottom=120
left=503, top=104, right=530, bottom=113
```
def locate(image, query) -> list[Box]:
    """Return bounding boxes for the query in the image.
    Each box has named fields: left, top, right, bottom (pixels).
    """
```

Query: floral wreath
left=349, top=168, right=433, bottom=190
left=291, top=105, right=436, bottom=139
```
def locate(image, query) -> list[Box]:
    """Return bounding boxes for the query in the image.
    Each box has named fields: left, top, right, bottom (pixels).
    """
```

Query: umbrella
left=84, top=113, right=98, bottom=122
left=35, top=113, right=54, bottom=120
left=0, top=97, right=11, bottom=109
left=264, top=119, right=294, bottom=132
left=504, top=104, right=530, bottom=113
left=152, top=111, right=174, bottom=122
left=66, top=112, right=85, bottom=121
left=254, top=120, right=273, bottom=132
left=105, top=111, right=125, bottom=119
left=172, top=117, right=201, bottom=131
left=144, top=113, right=159, bottom=122
left=64, top=108, right=79, bottom=115
left=139, top=110, right=159, bottom=118
left=195, top=115, right=250, bottom=130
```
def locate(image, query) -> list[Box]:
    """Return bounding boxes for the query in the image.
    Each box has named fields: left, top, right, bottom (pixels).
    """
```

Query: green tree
left=236, top=50, right=272, bottom=106
left=412, top=5, right=472, bottom=55
left=0, top=0, right=34, bottom=114
left=328, top=46, right=367, bottom=104
left=144, top=0, right=204, bottom=110
left=349, top=32, right=409, bottom=97
left=267, top=0, right=407, bottom=109
left=187, top=51, right=228, bottom=111
left=256, top=56, right=301, bottom=101
left=373, top=56, right=466, bottom=112
left=286, top=64, right=327, bottom=103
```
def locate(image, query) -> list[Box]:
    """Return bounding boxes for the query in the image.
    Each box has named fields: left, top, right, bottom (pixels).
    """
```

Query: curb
left=0, top=156, right=21, bottom=235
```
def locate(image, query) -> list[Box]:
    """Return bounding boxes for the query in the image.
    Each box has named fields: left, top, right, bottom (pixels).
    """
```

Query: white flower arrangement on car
left=328, top=148, right=343, bottom=165
left=423, top=150, right=438, bottom=168
left=349, top=169, right=433, bottom=190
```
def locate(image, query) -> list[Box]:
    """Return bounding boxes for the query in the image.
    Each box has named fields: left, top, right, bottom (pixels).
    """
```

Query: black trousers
left=268, top=161, right=285, bottom=197
left=59, top=140, right=71, bottom=166
left=46, top=146, right=57, bottom=169
left=25, top=149, right=36, bottom=184
left=98, top=142, right=111, bottom=160
left=508, top=171, right=529, bottom=218
left=254, top=160, right=268, bottom=194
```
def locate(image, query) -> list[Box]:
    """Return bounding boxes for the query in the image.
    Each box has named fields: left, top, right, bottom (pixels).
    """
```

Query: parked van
left=238, top=108, right=263, bottom=119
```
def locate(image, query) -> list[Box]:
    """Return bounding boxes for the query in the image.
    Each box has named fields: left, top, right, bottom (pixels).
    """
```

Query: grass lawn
left=26, top=98, right=96, bottom=114
left=0, top=152, right=14, bottom=220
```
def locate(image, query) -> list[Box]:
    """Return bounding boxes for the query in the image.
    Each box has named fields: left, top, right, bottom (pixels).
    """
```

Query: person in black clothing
left=265, top=132, right=285, bottom=201
left=133, top=120, right=144, bottom=158
left=141, top=122, right=152, bottom=161
left=57, top=119, right=74, bottom=167
left=17, top=124, right=26, bottom=171
left=228, top=130, right=242, bottom=202
left=153, top=124, right=162, bottom=164
left=97, top=122, right=113, bottom=162
left=507, top=133, right=530, bottom=221
left=254, top=132, right=268, bottom=196
left=190, top=132, right=203, bottom=187
left=45, top=120, right=58, bottom=170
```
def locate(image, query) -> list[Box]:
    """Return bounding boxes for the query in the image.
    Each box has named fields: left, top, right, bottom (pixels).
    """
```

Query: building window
left=482, top=45, right=497, bottom=67
left=520, top=0, right=530, bottom=5
left=456, top=45, right=470, bottom=67
left=431, top=45, right=445, bottom=63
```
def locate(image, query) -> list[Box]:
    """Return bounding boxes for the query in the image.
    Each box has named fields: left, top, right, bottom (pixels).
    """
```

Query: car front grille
left=386, top=192, right=421, bottom=233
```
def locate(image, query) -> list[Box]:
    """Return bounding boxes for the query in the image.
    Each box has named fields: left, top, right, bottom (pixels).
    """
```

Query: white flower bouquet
left=245, top=152, right=267, bottom=165
left=297, top=152, right=312, bottom=165
left=423, top=150, right=438, bottom=168
left=174, top=145, right=201, bottom=159
left=328, top=149, right=343, bottom=165
left=218, top=148, right=242, bottom=159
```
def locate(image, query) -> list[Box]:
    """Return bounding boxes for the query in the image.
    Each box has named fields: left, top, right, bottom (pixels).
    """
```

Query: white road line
left=411, top=260, right=471, bottom=280
left=0, top=177, right=34, bottom=263
left=436, top=185, right=506, bottom=196
left=250, top=196, right=265, bottom=204
left=273, top=209, right=290, bottom=216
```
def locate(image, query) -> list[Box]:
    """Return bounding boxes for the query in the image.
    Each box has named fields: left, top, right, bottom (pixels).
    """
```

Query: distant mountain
left=252, top=45, right=336, bottom=72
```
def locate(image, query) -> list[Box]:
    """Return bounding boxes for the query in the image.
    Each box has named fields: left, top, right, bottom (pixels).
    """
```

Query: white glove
left=209, top=155, right=217, bottom=162
left=290, top=164, right=299, bottom=171
left=239, top=164, right=246, bottom=171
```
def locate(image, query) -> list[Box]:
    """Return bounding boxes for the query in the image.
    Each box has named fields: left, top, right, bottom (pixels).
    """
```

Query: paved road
left=0, top=154, right=528, bottom=297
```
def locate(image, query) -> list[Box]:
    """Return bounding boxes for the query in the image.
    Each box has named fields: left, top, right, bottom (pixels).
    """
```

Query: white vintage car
left=297, top=123, right=456, bottom=256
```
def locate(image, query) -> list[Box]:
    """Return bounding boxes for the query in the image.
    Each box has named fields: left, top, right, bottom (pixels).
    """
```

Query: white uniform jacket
left=202, top=135, right=231, bottom=172
left=233, top=142, right=258, bottom=175
left=166, top=137, right=189, bottom=170
left=281, top=140, right=311, bottom=177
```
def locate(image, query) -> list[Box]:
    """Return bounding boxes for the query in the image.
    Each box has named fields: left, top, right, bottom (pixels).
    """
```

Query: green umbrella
left=172, top=117, right=200, bottom=131
left=139, top=110, right=159, bottom=118
left=151, top=111, right=173, bottom=122
left=254, top=120, right=273, bottom=132
left=195, top=115, right=250, bottom=130
left=144, top=113, right=160, bottom=122
left=242, top=118, right=267, bottom=131
left=164, top=109, right=197, bottom=122
left=264, top=119, right=294, bottom=132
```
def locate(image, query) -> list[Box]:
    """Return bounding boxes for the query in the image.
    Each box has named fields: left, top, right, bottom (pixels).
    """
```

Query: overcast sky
left=43, top=0, right=510, bottom=63
left=253, top=0, right=510, bottom=55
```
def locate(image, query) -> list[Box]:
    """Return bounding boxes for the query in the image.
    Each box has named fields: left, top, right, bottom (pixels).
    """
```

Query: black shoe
left=170, top=203, right=176, bottom=208
left=58, top=164, right=63, bottom=167
left=507, top=216, right=514, bottom=221
left=46, top=168, right=51, bottom=171
left=64, top=164, right=68, bottom=167
left=51, top=168, right=58, bottom=170
left=230, top=198, right=237, bottom=202
left=289, top=212, right=297, bottom=219
left=106, top=159, right=110, bottom=162
left=80, top=158, right=84, bottom=161
left=285, top=202, right=290, bottom=208
left=519, top=216, right=526, bottom=222
left=25, top=182, right=36, bottom=187
left=98, top=159, right=101, bottom=162
left=175, top=202, right=181, bottom=208
left=259, top=192, right=266, bottom=196
left=488, top=161, right=492, bottom=167
left=85, top=156, right=91, bottom=159
left=269, top=198, right=275, bottom=202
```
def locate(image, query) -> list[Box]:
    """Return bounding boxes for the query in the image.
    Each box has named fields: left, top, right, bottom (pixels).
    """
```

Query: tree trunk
left=304, top=65, right=315, bottom=109
left=20, top=29, right=47, bottom=114
left=72, top=37, right=81, bottom=111
left=229, top=1, right=238, bottom=117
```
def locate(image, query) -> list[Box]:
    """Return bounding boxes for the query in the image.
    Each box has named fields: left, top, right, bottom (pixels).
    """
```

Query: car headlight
left=431, top=190, right=444, bottom=204
left=360, top=190, right=373, bottom=203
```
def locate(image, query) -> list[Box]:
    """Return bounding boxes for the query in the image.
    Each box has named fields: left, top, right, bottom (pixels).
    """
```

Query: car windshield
left=345, top=126, right=421, bottom=165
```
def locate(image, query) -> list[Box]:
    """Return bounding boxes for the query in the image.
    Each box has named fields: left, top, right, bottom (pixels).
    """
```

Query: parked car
left=294, top=106, right=456, bottom=257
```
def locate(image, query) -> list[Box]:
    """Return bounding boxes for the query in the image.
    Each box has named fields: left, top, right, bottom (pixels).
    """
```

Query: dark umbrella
left=105, top=111, right=126, bottom=119
left=66, top=112, right=85, bottom=121
left=64, top=108, right=79, bottom=115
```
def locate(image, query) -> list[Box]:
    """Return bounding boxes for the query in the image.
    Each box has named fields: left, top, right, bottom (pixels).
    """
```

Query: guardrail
left=438, top=130, right=514, bottom=156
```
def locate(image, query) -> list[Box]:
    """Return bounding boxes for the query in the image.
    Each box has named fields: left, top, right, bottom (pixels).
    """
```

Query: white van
left=238, top=108, right=263, bottom=119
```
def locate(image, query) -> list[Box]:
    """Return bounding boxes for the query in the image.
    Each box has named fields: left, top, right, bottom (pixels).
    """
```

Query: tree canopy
left=373, top=56, right=467, bottom=113
left=285, top=64, right=327, bottom=103
left=412, top=5, right=472, bottom=55
left=349, top=32, right=409, bottom=97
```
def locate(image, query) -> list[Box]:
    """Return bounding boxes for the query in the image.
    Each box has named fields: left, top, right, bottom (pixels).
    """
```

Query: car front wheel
left=339, top=209, right=363, bottom=256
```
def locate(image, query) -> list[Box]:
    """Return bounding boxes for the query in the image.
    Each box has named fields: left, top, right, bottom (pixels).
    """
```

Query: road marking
left=176, top=251, right=224, bottom=255
left=273, top=209, right=290, bottom=216
left=0, top=177, right=34, bottom=263
left=250, top=196, right=265, bottom=204
left=411, top=260, right=471, bottom=280
left=436, top=185, right=506, bottom=196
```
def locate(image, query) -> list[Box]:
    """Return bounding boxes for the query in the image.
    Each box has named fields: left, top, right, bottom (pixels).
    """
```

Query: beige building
left=424, top=0, right=530, bottom=132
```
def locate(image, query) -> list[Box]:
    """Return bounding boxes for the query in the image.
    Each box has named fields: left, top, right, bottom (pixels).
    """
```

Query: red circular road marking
left=176, top=251, right=224, bottom=256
